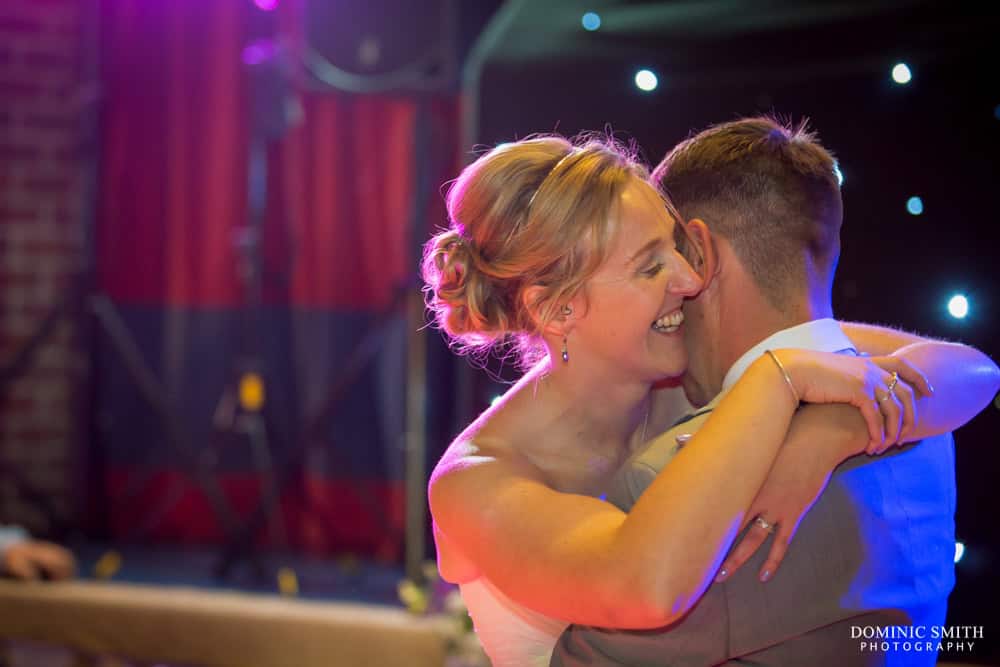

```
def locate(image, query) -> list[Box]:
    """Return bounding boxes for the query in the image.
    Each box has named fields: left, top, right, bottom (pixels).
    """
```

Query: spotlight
left=906, top=196, right=923, bottom=216
left=892, top=63, right=912, bottom=85
left=635, top=69, right=658, bottom=92
left=490, top=395, right=503, bottom=407
left=947, top=294, right=969, bottom=319
left=581, top=12, right=601, bottom=31
left=954, top=541, right=965, bottom=564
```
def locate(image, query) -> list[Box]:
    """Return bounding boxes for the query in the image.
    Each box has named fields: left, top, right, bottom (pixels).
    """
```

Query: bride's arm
left=718, top=336, right=998, bottom=581
left=870, top=342, right=998, bottom=442
left=840, top=321, right=999, bottom=442
left=839, top=321, right=927, bottom=356
left=430, top=351, right=910, bottom=630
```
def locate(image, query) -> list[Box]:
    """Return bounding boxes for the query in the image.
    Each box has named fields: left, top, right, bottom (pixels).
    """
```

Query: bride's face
left=567, top=179, right=702, bottom=382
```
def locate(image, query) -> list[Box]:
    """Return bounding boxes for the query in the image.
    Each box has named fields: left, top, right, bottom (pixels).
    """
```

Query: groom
left=550, top=117, right=956, bottom=666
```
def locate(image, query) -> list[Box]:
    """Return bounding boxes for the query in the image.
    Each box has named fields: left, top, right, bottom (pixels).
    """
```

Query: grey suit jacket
left=551, top=412, right=956, bottom=666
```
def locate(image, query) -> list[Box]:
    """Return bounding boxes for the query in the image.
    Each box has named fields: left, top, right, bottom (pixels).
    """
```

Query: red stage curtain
left=98, top=0, right=248, bottom=306
left=96, top=0, right=459, bottom=558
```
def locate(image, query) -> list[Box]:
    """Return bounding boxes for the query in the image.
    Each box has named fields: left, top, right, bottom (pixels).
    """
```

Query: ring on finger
left=753, top=515, right=776, bottom=533
left=877, top=375, right=898, bottom=403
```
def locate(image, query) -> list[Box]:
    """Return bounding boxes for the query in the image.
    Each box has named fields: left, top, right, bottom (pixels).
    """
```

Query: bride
left=421, top=135, right=998, bottom=666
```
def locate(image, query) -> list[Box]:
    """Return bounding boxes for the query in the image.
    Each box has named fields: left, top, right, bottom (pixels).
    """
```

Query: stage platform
left=0, top=543, right=466, bottom=667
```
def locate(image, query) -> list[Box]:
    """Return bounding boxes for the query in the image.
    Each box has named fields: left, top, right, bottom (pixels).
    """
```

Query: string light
left=635, top=69, right=658, bottom=92
left=947, top=294, right=969, bottom=319
left=892, top=63, right=912, bottom=84
left=582, top=12, right=601, bottom=31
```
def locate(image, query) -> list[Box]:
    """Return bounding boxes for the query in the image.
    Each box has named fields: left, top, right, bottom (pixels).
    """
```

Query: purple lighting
left=254, top=0, right=279, bottom=10
left=242, top=40, right=276, bottom=66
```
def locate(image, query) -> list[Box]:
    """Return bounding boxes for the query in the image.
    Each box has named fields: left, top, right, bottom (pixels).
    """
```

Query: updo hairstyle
left=422, top=135, right=652, bottom=365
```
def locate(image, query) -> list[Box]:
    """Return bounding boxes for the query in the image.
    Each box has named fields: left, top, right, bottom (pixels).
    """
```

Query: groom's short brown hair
left=653, top=116, right=842, bottom=310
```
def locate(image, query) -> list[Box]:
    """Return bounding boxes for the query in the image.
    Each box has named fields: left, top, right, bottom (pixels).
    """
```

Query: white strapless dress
left=459, top=577, right=570, bottom=666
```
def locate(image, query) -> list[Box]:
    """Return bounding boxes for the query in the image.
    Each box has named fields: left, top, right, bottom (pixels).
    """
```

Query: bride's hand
left=715, top=404, right=867, bottom=584
left=860, top=354, right=936, bottom=452
left=773, top=349, right=933, bottom=452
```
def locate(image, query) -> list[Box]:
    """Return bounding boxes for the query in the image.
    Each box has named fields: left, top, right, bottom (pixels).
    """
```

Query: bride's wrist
left=764, top=349, right=801, bottom=407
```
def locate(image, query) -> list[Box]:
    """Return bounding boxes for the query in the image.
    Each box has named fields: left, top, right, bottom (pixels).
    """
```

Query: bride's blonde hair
left=422, top=134, right=672, bottom=366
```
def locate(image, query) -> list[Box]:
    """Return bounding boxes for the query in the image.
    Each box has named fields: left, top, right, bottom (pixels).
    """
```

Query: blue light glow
left=906, top=196, right=923, bottom=216
left=947, top=295, right=969, bottom=319
left=582, top=12, right=601, bottom=31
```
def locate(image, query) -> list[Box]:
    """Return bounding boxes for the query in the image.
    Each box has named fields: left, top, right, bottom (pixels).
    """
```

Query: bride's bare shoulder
left=431, top=431, right=532, bottom=487
left=432, top=383, right=541, bottom=480
left=430, top=435, right=535, bottom=584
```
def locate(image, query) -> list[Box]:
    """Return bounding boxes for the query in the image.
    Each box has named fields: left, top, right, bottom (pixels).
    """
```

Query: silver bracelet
left=765, top=349, right=800, bottom=405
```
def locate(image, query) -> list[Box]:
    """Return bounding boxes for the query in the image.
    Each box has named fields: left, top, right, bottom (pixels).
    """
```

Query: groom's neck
left=716, top=288, right=833, bottom=387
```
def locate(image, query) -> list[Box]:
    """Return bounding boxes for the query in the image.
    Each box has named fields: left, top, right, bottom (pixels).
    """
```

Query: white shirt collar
left=720, top=318, right=857, bottom=394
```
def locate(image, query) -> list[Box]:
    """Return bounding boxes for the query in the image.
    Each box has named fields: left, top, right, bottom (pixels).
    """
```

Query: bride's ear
left=684, top=219, right=719, bottom=289
left=522, top=285, right=576, bottom=338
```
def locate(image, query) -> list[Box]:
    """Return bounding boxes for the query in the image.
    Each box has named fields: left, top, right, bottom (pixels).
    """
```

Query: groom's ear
left=684, top=219, right=720, bottom=290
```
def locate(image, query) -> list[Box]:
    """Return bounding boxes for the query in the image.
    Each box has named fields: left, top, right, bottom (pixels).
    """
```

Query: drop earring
left=560, top=305, right=572, bottom=363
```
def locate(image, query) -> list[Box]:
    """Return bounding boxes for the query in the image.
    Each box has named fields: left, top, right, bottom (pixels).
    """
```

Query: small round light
left=490, top=395, right=503, bottom=407
left=892, top=63, right=912, bottom=85
left=906, top=196, right=924, bottom=216
left=581, top=12, right=601, bottom=31
left=239, top=372, right=266, bottom=412
left=947, top=294, right=969, bottom=319
left=954, top=541, right=965, bottom=564
left=635, top=69, right=658, bottom=92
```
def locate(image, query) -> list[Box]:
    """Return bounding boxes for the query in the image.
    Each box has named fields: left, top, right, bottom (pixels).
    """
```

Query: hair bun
left=422, top=229, right=505, bottom=347
left=436, top=234, right=470, bottom=293
left=421, top=134, right=647, bottom=365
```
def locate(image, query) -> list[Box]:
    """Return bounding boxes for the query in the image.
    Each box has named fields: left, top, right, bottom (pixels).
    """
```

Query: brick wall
left=0, top=0, right=87, bottom=534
